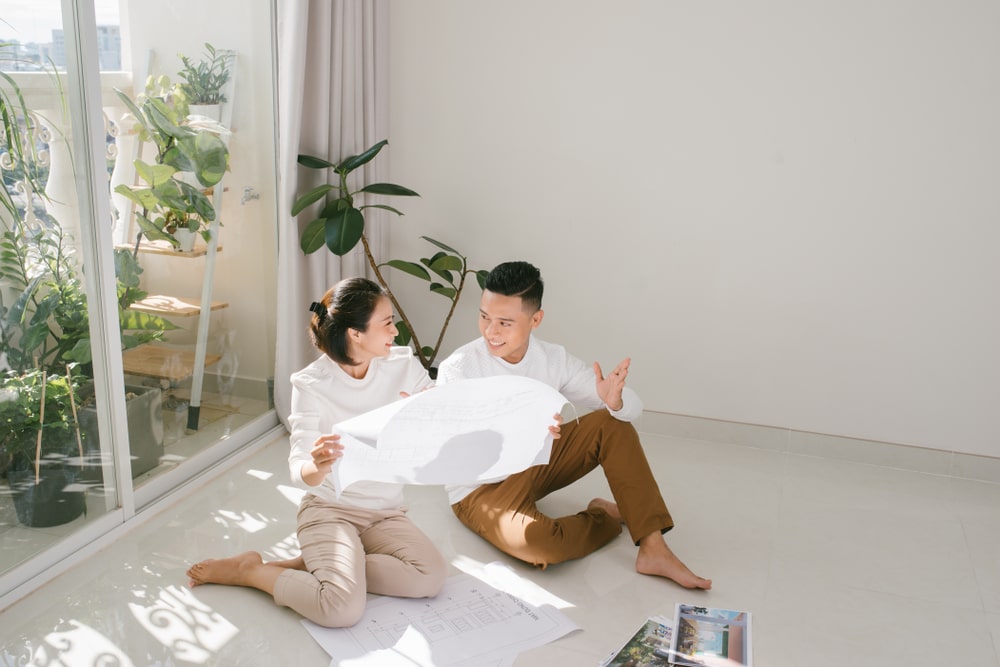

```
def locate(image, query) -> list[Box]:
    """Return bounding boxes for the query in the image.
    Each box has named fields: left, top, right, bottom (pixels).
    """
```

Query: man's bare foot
left=588, top=497, right=623, bottom=523
left=187, top=551, right=264, bottom=588
left=636, top=535, right=712, bottom=590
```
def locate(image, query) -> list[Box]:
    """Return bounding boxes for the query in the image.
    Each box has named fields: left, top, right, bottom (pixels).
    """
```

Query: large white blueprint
left=302, top=569, right=579, bottom=666
left=331, top=376, right=568, bottom=496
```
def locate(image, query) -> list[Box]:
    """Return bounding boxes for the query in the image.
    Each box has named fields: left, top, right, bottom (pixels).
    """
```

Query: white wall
left=387, top=1, right=1000, bottom=457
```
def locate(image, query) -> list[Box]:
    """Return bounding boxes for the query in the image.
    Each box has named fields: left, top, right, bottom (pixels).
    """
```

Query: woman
left=187, top=277, right=447, bottom=627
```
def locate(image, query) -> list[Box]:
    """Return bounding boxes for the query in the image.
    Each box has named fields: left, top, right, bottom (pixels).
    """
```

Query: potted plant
left=0, top=215, right=175, bottom=489
left=291, top=139, right=486, bottom=371
left=114, top=75, right=230, bottom=253
left=0, top=365, right=87, bottom=527
left=176, top=43, right=234, bottom=120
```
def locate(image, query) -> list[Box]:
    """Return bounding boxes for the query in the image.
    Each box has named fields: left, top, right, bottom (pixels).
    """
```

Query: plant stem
left=65, top=364, right=83, bottom=461
left=35, top=369, right=46, bottom=484
left=428, top=264, right=469, bottom=369
left=359, top=232, right=429, bottom=368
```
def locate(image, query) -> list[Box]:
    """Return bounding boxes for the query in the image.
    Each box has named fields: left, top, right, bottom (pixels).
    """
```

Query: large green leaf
left=299, top=217, right=327, bottom=254
left=291, top=184, right=335, bottom=216
left=297, top=154, right=336, bottom=170
left=135, top=214, right=177, bottom=246
left=146, top=97, right=194, bottom=141
left=394, top=320, right=412, bottom=346
left=114, top=88, right=146, bottom=132
left=422, top=236, right=462, bottom=256
left=134, top=160, right=177, bottom=187
left=114, top=184, right=159, bottom=211
left=384, top=260, right=431, bottom=281
left=360, top=203, right=406, bottom=216
left=325, top=207, right=365, bottom=256
left=357, top=183, right=420, bottom=197
left=428, top=254, right=463, bottom=273
left=429, top=283, right=457, bottom=299
left=182, top=131, right=229, bottom=186
left=338, top=139, right=388, bottom=172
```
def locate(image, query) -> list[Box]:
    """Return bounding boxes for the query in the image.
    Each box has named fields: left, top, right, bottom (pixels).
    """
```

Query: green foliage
left=176, top=43, right=233, bottom=105
left=0, top=47, right=48, bottom=223
left=0, top=219, right=176, bottom=372
left=291, top=139, right=485, bottom=370
left=114, top=75, right=230, bottom=250
left=0, top=365, right=85, bottom=470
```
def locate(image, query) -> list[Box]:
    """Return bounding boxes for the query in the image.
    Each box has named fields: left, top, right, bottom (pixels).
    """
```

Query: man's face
left=478, top=290, right=543, bottom=364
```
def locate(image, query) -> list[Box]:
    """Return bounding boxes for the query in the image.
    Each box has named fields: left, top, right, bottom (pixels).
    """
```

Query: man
left=436, top=261, right=711, bottom=589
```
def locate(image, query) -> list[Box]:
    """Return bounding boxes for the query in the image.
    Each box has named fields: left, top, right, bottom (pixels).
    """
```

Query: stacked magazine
left=600, top=604, right=752, bottom=667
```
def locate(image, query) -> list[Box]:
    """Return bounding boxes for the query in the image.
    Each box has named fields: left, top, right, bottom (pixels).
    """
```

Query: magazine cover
left=670, top=604, right=752, bottom=667
left=599, top=615, right=674, bottom=667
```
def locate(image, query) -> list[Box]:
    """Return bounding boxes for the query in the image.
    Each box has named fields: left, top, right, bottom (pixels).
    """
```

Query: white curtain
left=274, top=0, right=390, bottom=426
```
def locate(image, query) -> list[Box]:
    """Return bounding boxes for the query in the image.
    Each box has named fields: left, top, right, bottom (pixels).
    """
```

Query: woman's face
left=348, top=296, right=398, bottom=363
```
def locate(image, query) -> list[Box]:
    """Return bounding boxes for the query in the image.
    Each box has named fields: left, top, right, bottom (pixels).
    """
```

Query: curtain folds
left=274, top=0, right=389, bottom=426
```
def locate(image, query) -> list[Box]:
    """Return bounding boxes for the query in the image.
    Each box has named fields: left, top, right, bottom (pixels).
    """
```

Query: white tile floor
left=1, top=429, right=999, bottom=666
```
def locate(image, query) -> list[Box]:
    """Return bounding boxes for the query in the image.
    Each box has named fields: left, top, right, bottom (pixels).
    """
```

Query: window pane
left=114, top=2, right=278, bottom=486
left=1, top=1, right=120, bottom=573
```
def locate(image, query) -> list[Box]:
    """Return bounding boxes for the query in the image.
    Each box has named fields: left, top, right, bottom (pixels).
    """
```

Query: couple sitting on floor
left=187, top=261, right=711, bottom=628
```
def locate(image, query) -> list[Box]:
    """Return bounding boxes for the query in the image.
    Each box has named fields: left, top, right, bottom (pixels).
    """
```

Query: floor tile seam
left=959, top=517, right=994, bottom=614
left=838, top=580, right=989, bottom=614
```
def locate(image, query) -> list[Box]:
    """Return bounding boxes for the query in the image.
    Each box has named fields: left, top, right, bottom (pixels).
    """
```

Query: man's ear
left=531, top=309, right=544, bottom=329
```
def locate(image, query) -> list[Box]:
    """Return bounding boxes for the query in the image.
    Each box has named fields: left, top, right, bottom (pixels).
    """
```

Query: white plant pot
left=188, top=103, right=222, bottom=122
left=173, top=228, right=198, bottom=252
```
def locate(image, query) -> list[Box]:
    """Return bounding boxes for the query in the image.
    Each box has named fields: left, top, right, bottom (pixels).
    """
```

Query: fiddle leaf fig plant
left=291, top=139, right=486, bottom=370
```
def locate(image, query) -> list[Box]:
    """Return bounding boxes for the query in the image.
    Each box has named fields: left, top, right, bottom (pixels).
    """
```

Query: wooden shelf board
left=130, top=295, right=229, bottom=317
left=122, top=345, right=221, bottom=383
left=115, top=241, right=223, bottom=257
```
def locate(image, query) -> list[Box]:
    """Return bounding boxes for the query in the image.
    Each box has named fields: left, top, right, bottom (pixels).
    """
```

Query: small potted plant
left=114, top=75, right=230, bottom=253
left=176, top=43, right=234, bottom=121
left=0, top=365, right=87, bottom=527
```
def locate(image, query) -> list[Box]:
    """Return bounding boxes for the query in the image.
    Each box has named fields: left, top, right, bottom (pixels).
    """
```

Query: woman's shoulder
left=290, top=355, right=334, bottom=386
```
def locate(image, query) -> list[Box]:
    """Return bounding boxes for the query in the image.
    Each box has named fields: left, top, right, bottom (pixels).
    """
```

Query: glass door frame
left=0, top=0, right=281, bottom=609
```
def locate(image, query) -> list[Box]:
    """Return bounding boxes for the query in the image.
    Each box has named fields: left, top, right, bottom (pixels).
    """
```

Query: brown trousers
left=451, top=410, right=674, bottom=568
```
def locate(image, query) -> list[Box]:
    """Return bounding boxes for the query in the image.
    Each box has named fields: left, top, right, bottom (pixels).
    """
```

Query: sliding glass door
left=0, top=0, right=280, bottom=604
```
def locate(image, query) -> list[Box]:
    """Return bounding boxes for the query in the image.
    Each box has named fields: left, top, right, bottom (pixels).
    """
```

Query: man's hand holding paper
left=330, top=376, right=569, bottom=496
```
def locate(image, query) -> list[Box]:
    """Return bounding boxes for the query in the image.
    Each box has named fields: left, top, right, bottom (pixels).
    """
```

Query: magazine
left=599, top=615, right=674, bottom=667
left=669, top=604, right=752, bottom=667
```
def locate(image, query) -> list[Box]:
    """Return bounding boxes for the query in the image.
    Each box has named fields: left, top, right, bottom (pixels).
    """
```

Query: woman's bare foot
left=588, top=497, right=623, bottom=523
left=636, top=535, right=712, bottom=590
left=187, top=551, right=265, bottom=588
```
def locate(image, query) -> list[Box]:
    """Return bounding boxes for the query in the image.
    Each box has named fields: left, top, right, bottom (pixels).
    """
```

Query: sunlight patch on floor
left=128, top=584, right=238, bottom=664
left=452, top=555, right=575, bottom=610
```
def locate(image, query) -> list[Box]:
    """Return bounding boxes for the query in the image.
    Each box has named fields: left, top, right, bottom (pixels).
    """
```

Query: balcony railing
left=1, top=70, right=135, bottom=248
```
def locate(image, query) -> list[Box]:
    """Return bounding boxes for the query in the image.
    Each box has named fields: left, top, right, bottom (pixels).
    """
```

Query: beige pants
left=452, top=410, right=674, bottom=568
left=273, top=494, right=446, bottom=627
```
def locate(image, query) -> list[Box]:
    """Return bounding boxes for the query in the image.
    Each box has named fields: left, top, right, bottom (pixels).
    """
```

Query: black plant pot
left=6, top=458, right=86, bottom=528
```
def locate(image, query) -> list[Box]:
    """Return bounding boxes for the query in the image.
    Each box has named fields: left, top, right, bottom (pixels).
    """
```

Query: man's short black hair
left=484, top=261, right=543, bottom=312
